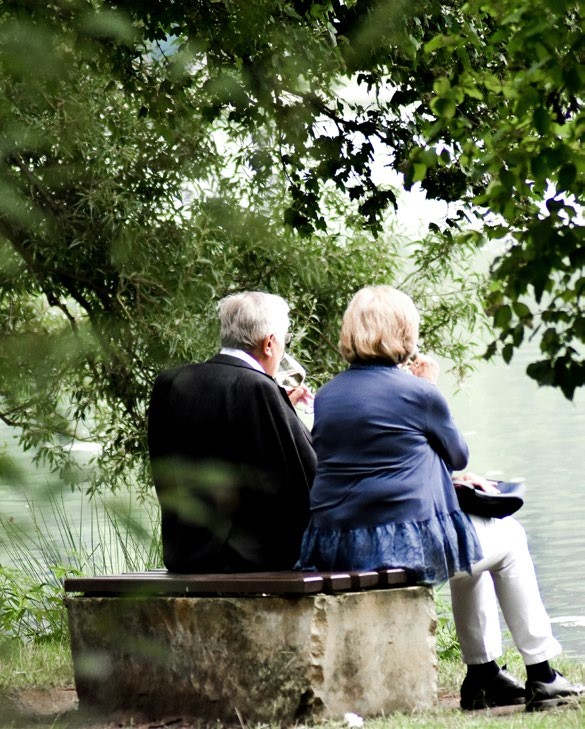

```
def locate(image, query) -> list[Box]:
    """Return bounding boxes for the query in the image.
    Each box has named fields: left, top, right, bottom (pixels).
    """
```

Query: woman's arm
left=406, top=354, right=469, bottom=470
left=425, top=389, right=469, bottom=470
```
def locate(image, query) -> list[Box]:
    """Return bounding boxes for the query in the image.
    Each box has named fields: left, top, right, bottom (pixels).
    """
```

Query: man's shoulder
left=207, top=354, right=276, bottom=384
left=153, top=362, right=198, bottom=387
left=154, top=355, right=251, bottom=378
left=208, top=356, right=291, bottom=408
left=154, top=356, right=273, bottom=389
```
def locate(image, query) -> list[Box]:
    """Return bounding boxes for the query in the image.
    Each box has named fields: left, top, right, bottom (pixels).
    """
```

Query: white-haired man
left=148, top=291, right=316, bottom=573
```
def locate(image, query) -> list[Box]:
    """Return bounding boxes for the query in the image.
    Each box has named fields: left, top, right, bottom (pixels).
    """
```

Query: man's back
left=148, top=354, right=316, bottom=572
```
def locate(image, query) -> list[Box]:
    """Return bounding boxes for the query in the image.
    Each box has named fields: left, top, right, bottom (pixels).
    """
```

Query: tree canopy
left=0, top=0, right=582, bottom=492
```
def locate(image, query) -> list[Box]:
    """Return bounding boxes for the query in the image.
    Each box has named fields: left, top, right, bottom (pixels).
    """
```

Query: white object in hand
left=276, top=351, right=307, bottom=389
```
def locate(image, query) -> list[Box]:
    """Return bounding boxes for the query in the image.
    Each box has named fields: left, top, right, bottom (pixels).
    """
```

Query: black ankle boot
left=461, top=665, right=525, bottom=711
left=525, top=670, right=585, bottom=712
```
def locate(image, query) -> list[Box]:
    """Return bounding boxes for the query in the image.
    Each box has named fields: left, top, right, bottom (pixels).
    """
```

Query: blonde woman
left=298, top=285, right=583, bottom=712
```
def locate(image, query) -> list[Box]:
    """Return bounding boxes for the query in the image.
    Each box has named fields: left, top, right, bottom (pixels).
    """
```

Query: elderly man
left=147, top=291, right=316, bottom=573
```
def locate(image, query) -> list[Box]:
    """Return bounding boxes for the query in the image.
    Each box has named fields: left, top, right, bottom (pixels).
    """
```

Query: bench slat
left=378, top=568, right=411, bottom=586
left=350, top=570, right=381, bottom=589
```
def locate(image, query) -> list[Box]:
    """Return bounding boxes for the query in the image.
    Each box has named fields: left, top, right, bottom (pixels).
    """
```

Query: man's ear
left=262, top=334, right=275, bottom=357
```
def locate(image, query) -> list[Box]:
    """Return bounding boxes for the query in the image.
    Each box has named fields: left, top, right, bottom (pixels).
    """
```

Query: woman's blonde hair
left=339, top=285, right=420, bottom=364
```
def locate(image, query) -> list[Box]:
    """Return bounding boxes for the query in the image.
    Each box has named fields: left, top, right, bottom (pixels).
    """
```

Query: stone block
left=65, top=587, right=436, bottom=724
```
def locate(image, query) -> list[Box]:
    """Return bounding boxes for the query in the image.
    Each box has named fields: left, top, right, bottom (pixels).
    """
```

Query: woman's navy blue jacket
left=298, top=362, right=482, bottom=584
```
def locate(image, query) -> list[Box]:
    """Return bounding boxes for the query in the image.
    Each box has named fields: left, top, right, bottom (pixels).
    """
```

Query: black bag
left=454, top=480, right=526, bottom=519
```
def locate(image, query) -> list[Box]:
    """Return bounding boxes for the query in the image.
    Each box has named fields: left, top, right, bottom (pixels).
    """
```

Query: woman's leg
left=467, top=515, right=561, bottom=664
left=451, top=516, right=585, bottom=711
left=450, top=515, right=561, bottom=710
left=450, top=568, right=503, bottom=664
left=487, top=516, right=561, bottom=663
left=451, top=560, right=526, bottom=710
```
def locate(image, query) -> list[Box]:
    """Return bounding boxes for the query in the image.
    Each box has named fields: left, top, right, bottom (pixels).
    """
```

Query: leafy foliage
left=105, top=0, right=585, bottom=394
left=0, top=565, right=71, bottom=642
left=9, top=0, right=580, bottom=499
left=414, top=0, right=585, bottom=398
left=0, top=0, right=488, bottom=493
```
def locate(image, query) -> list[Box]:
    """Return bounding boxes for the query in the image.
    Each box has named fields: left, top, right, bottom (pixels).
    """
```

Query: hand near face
left=407, top=353, right=440, bottom=385
left=286, top=384, right=314, bottom=408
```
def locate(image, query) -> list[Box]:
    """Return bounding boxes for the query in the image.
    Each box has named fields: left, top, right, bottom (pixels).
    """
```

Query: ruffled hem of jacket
left=297, top=509, right=482, bottom=585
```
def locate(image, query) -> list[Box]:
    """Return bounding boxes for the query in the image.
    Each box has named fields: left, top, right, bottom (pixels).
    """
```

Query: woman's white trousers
left=449, top=515, right=562, bottom=665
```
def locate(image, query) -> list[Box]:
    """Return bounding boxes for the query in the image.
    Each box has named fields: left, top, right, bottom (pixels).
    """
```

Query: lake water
left=1, top=343, right=584, bottom=659
left=444, top=343, right=585, bottom=660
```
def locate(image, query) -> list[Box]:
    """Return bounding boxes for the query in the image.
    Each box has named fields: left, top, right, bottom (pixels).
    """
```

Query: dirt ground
left=0, top=688, right=530, bottom=729
left=1, top=688, right=209, bottom=729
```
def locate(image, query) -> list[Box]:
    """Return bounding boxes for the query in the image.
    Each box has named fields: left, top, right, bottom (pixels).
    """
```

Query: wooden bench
left=64, top=566, right=412, bottom=596
left=64, top=569, right=437, bottom=724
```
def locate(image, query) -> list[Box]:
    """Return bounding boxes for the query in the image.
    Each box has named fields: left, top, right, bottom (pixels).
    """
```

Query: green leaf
left=482, top=74, right=502, bottom=93
left=557, top=163, right=577, bottom=191
left=530, top=155, right=548, bottom=184
left=412, top=163, right=427, bottom=182
left=515, top=86, right=540, bottom=117
left=430, top=95, right=457, bottom=119
left=541, top=328, right=560, bottom=354
left=499, top=168, right=516, bottom=191
left=512, top=302, right=532, bottom=321
left=433, top=77, right=452, bottom=95
left=533, top=106, right=550, bottom=135
left=526, top=360, right=555, bottom=387
left=486, top=225, right=508, bottom=240
left=512, top=323, right=524, bottom=347
left=462, top=85, right=483, bottom=101
left=424, top=34, right=460, bottom=54
left=494, top=305, right=512, bottom=329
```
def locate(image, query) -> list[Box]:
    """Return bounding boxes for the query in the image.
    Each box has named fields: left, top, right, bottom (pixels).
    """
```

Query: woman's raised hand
left=408, top=353, right=440, bottom=385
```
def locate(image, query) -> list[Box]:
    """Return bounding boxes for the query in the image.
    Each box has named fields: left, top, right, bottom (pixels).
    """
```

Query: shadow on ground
left=0, top=688, right=233, bottom=729
left=0, top=688, right=528, bottom=728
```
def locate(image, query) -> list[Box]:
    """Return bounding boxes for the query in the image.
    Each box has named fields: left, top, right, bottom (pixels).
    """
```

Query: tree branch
left=8, top=155, right=64, bottom=218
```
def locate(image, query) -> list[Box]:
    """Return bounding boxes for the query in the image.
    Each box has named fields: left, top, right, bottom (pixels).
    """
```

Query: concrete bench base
left=66, top=586, right=437, bottom=724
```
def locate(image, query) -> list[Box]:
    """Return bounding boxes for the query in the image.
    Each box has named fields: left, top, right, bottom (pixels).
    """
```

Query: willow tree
left=7, top=0, right=581, bottom=496
left=0, top=1, right=487, bottom=493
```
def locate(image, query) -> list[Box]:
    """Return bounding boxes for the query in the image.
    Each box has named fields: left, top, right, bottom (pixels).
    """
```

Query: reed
left=0, top=488, right=162, bottom=641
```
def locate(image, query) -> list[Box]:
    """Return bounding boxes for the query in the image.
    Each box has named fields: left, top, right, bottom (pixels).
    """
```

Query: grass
left=0, top=638, right=74, bottom=692
left=366, top=709, right=585, bottom=728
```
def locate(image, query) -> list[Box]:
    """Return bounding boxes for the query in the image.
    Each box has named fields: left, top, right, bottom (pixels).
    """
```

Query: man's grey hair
left=218, top=292, right=290, bottom=351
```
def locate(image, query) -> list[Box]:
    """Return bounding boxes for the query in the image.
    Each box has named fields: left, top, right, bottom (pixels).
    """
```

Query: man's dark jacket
left=147, top=354, right=317, bottom=573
